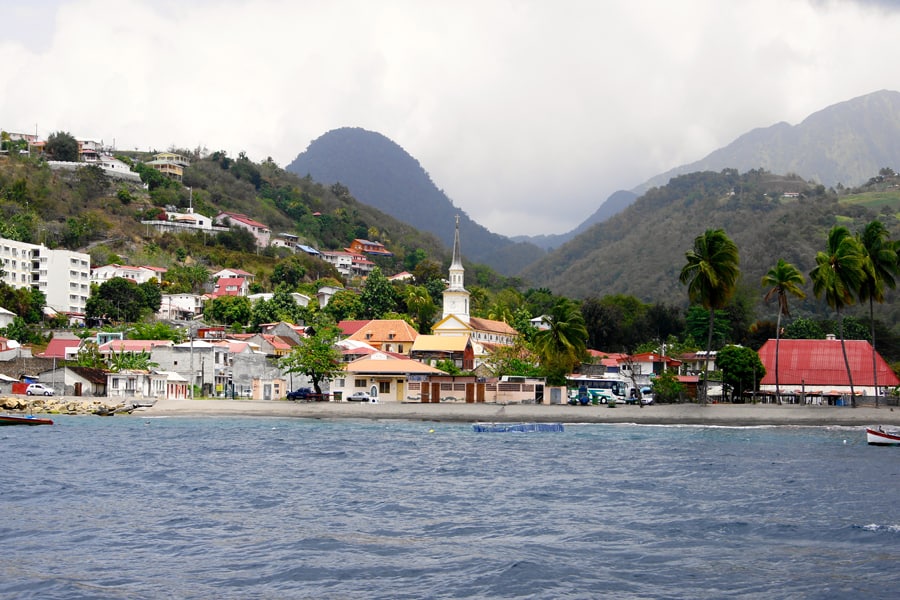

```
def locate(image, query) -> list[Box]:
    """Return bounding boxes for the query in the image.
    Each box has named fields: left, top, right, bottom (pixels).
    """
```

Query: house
left=678, top=350, right=717, bottom=375
left=142, top=208, right=228, bottom=235
left=345, top=319, right=419, bottom=355
left=320, top=250, right=373, bottom=278
left=91, top=264, right=167, bottom=285
left=258, top=321, right=308, bottom=344
left=389, top=271, right=414, bottom=283
left=147, top=152, right=190, bottom=180
left=242, top=333, right=298, bottom=357
left=348, top=239, right=393, bottom=256
left=758, top=336, right=900, bottom=400
left=0, top=307, right=15, bottom=329
left=332, top=351, right=446, bottom=402
left=38, top=334, right=82, bottom=361
left=210, top=277, right=249, bottom=298
left=316, top=285, right=343, bottom=308
left=159, top=293, right=204, bottom=320
left=410, top=335, right=474, bottom=371
left=36, top=366, right=108, bottom=397
left=247, top=292, right=310, bottom=308
left=98, top=339, right=175, bottom=357
left=337, top=319, right=370, bottom=338
left=213, top=268, right=255, bottom=282
left=214, top=212, right=271, bottom=247
left=617, top=352, right=682, bottom=388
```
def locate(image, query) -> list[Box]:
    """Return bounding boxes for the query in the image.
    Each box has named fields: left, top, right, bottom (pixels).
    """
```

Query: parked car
left=26, top=383, right=54, bottom=396
left=347, top=391, right=373, bottom=402
left=286, top=387, right=312, bottom=401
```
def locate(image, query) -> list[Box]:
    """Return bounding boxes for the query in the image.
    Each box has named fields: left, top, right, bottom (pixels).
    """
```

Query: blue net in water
left=472, top=422, right=564, bottom=433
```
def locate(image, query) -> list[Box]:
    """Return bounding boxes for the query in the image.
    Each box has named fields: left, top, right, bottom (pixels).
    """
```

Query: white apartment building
left=0, top=237, right=91, bottom=316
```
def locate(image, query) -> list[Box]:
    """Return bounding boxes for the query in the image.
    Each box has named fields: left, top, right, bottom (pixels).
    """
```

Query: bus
left=566, top=374, right=629, bottom=404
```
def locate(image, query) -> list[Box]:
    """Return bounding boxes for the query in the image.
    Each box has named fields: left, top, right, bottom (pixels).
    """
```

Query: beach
left=138, top=397, right=900, bottom=427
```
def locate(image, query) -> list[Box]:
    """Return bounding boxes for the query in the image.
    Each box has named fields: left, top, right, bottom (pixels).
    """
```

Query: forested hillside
left=521, top=168, right=900, bottom=325
left=0, top=149, right=521, bottom=293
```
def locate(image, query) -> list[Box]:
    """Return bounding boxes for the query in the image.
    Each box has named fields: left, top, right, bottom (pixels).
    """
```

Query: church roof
left=469, top=317, right=518, bottom=335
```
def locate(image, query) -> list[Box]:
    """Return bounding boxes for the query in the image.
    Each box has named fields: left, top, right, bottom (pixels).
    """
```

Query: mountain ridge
left=524, top=89, right=900, bottom=249
left=285, top=128, right=545, bottom=275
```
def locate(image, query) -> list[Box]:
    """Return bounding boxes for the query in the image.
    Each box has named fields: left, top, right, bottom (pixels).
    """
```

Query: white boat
left=866, top=426, right=900, bottom=446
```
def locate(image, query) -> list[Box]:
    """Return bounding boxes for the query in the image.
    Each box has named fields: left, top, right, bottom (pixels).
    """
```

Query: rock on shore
left=1, top=395, right=134, bottom=416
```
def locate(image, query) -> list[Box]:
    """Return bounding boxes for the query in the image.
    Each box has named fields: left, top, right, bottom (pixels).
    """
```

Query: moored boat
left=866, top=426, right=900, bottom=446
left=0, top=414, right=54, bottom=426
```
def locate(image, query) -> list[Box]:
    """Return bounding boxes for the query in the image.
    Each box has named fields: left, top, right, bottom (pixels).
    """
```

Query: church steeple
left=442, top=215, right=470, bottom=322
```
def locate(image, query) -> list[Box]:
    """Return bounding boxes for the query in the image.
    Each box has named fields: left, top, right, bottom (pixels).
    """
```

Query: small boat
left=473, top=422, right=564, bottom=433
left=866, top=426, right=900, bottom=446
left=0, top=414, right=54, bottom=426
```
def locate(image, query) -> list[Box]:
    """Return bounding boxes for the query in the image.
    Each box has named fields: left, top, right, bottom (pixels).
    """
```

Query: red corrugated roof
left=758, top=338, right=899, bottom=387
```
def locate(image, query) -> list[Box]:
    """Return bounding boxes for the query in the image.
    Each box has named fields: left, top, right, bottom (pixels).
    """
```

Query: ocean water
left=1, top=416, right=898, bottom=599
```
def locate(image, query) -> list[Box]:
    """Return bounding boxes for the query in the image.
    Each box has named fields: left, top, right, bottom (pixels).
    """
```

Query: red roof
left=39, top=337, right=82, bottom=359
left=338, top=320, right=370, bottom=336
left=758, top=338, right=899, bottom=387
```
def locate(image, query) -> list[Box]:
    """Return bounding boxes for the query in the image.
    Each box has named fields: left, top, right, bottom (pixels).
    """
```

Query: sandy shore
left=137, top=397, right=900, bottom=427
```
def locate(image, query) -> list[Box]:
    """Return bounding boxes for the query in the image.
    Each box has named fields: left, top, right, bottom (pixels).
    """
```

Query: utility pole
left=189, top=328, right=194, bottom=400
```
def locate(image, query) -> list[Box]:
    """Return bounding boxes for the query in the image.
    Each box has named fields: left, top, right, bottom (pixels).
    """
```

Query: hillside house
left=147, top=152, right=190, bottom=180
left=214, top=212, right=271, bottom=247
left=348, top=239, right=393, bottom=256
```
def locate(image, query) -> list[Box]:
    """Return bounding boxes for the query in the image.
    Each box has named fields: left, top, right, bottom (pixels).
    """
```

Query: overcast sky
left=2, top=0, right=899, bottom=237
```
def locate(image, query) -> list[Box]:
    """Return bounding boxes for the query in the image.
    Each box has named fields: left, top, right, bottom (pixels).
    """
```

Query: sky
left=3, top=0, right=900, bottom=237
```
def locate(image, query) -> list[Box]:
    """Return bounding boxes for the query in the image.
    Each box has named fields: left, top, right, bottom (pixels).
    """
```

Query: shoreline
left=135, top=397, right=900, bottom=427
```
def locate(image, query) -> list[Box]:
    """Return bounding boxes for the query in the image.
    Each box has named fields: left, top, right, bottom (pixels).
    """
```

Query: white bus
left=566, top=374, right=629, bottom=404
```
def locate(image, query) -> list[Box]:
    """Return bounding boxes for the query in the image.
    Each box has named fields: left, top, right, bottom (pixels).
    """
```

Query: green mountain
left=519, top=168, right=900, bottom=324
left=285, top=127, right=545, bottom=275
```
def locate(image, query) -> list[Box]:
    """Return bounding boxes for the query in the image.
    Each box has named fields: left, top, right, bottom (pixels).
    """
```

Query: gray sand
left=139, top=397, right=900, bottom=427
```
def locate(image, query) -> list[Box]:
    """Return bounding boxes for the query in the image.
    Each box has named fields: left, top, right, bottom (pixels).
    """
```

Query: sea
left=1, top=416, right=898, bottom=599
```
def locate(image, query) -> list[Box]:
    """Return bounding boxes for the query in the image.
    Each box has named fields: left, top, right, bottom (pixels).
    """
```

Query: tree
left=204, top=295, right=252, bottom=328
left=107, top=349, right=158, bottom=372
left=716, top=345, right=766, bottom=402
left=323, top=289, right=363, bottom=322
left=651, top=369, right=685, bottom=403
left=86, top=277, right=160, bottom=324
left=404, top=285, right=437, bottom=333
left=129, top=322, right=185, bottom=342
left=533, top=298, right=589, bottom=386
left=44, top=131, right=79, bottom=161
left=679, top=229, right=740, bottom=403
left=761, top=259, right=806, bottom=403
left=359, top=267, right=396, bottom=319
left=857, top=220, right=898, bottom=405
left=810, top=226, right=865, bottom=406
left=277, top=314, right=343, bottom=395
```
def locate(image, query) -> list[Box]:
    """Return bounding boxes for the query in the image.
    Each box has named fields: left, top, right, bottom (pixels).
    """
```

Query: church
left=431, top=217, right=518, bottom=367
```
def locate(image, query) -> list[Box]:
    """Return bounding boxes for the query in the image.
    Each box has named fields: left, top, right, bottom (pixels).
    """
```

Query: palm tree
left=679, top=229, right=740, bottom=403
left=857, top=221, right=898, bottom=407
left=761, top=259, right=806, bottom=404
left=810, top=226, right=865, bottom=407
left=533, top=298, right=588, bottom=386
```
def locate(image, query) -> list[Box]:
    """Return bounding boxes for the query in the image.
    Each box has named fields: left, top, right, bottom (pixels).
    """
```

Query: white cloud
left=2, top=0, right=899, bottom=236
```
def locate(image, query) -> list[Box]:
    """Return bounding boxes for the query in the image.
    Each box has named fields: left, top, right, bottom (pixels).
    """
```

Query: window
left=379, top=381, right=390, bottom=394
left=354, top=378, right=367, bottom=388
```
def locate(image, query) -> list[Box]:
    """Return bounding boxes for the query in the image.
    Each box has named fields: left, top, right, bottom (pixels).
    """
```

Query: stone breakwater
left=1, top=395, right=134, bottom=416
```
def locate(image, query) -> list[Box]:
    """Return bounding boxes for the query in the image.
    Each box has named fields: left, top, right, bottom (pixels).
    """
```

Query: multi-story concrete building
left=0, top=237, right=91, bottom=318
